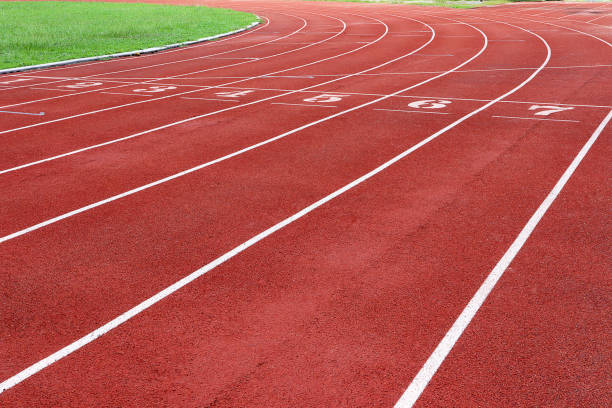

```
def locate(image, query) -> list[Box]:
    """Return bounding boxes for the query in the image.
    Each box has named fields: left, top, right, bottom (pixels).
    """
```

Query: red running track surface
left=0, top=1, right=610, bottom=406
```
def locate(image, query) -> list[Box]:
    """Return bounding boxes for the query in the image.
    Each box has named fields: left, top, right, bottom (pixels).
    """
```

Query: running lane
left=0, top=1, right=609, bottom=407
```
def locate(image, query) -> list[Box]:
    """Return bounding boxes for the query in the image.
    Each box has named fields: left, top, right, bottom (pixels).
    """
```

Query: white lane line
left=263, top=75, right=315, bottom=78
left=0, top=15, right=553, bottom=394
left=514, top=15, right=612, bottom=47
left=0, top=14, right=397, bottom=173
left=586, top=13, right=610, bottom=24
left=0, top=110, right=45, bottom=116
left=0, top=19, right=477, bottom=391
left=30, top=88, right=77, bottom=92
left=101, top=92, right=153, bottom=97
left=413, top=54, right=454, bottom=57
left=374, top=108, right=450, bottom=115
left=492, top=115, right=580, bottom=123
left=394, top=109, right=612, bottom=408
left=271, top=102, right=337, bottom=108
left=180, top=97, right=238, bottom=102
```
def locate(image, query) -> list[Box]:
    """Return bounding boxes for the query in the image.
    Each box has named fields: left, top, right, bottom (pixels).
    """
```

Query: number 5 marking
left=407, top=100, right=451, bottom=109
left=528, top=105, right=574, bottom=116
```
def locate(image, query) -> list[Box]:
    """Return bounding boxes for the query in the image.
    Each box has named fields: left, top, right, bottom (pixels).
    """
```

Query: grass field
left=0, top=1, right=258, bottom=69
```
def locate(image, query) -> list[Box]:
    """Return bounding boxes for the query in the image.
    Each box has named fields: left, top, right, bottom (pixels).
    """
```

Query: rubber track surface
left=0, top=1, right=610, bottom=407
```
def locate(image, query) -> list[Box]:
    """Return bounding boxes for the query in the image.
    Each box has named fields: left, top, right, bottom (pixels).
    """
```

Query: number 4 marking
left=528, top=105, right=574, bottom=116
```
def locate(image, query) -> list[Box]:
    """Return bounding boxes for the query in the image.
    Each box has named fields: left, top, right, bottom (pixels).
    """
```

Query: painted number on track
left=215, top=90, right=254, bottom=98
left=303, top=94, right=348, bottom=103
left=408, top=100, right=452, bottom=109
left=61, top=82, right=103, bottom=89
left=132, top=85, right=177, bottom=93
left=528, top=105, right=574, bottom=116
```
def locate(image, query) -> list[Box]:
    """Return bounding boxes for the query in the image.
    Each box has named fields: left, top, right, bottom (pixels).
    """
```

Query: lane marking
left=0, top=110, right=45, bottom=116
left=374, top=108, right=450, bottom=115
left=394, top=109, right=612, bottom=407
left=180, top=97, right=239, bottom=102
left=101, top=92, right=153, bottom=97
left=30, top=88, right=77, bottom=92
left=492, top=115, right=580, bottom=123
left=271, top=102, right=337, bottom=108
left=0, top=15, right=554, bottom=394
left=586, top=13, right=610, bottom=24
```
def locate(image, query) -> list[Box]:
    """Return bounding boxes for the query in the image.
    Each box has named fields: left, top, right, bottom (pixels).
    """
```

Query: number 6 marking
left=408, top=100, right=451, bottom=109
left=528, top=105, right=574, bottom=116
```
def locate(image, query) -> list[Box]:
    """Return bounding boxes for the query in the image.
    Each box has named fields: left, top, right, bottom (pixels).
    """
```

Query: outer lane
left=0, top=2, right=609, bottom=407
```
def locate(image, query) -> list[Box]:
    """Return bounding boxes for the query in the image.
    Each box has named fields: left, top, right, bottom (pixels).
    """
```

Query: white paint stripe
left=492, top=115, right=580, bottom=123
left=0, top=16, right=553, bottom=393
left=586, top=13, right=610, bottom=24
left=271, top=102, right=337, bottom=108
left=101, top=92, right=153, bottom=97
left=515, top=15, right=612, bottom=47
left=394, top=109, right=612, bottom=408
left=30, top=88, right=77, bottom=92
left=0, top=110, right=44, bottom=116
left=180, top=97, right=238, bottom=102
left=374, top=108, right=450, bottom=115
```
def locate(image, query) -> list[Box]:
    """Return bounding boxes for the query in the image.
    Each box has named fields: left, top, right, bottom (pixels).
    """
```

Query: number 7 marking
left=528, top=105, right=574, bottom=116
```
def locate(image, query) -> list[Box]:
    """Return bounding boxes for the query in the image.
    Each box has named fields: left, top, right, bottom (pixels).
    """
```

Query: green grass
left=0, top=1, right=258, bottom=69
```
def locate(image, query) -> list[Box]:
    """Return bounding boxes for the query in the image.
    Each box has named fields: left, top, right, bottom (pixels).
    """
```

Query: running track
left=0, top=1, right=610, bottom=406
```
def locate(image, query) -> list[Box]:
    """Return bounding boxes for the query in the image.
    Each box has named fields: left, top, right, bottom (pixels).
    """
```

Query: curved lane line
left=0, top=14, right=499, bottom=393
left=393, top=16, right=559, bottom=408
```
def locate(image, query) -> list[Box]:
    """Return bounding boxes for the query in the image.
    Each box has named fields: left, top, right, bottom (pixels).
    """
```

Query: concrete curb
left=0, top=19, right=260, bottom=75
